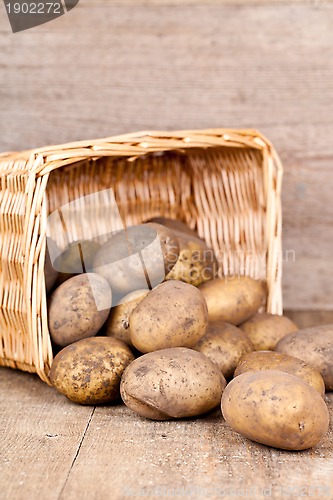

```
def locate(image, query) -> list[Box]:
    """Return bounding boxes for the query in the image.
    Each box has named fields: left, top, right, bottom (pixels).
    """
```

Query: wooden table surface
left=1, top=310, right=333, bottom=500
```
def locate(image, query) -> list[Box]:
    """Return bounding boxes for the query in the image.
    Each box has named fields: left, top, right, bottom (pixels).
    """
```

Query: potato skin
left=148, top=217, right=219, bottom=285
left=104, top=289, right=149, bottom=346
left=93, top=224, right=179, bottom=300
left=50, top=337, right=134, bottom=404
left=275, top=325, right=333, bottom=391
left=55, top=240, right=101, bottom=285
left=130, top=280, right=208, bottom=353
left=165, top=230, right=218, bottom=287
left=234, top=351, right=325, bottom=396
left=120, top=347, right=226, bottom=419
left=193, top=321, right=254, bottom=379
left=239, top=313, right=298, bottom=350
left=146, top=223, right=180, bottom=274
left=199, top=276, right=267, bottom=325
left=48, top=273, right=111, bottom=347
left=221, top=370, right=329, bottom=450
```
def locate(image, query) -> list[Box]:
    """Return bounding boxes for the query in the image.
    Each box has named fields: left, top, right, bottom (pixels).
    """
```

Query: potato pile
left=46, top=218, right=331, bottom=452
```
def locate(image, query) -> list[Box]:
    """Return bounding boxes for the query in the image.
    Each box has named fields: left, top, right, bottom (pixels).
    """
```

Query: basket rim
left=0, top=128, right=281, bottom=176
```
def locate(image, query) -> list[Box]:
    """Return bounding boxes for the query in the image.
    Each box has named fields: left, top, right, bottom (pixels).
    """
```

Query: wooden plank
left=1, top=2, right=333, bottom=153
left=0, top=367, right=93, bottom=500
left=1, top=1, right=333, bottom=309
left=61, top=398, right=333, bottom=500
left=285, top=310, right=333, bottom=329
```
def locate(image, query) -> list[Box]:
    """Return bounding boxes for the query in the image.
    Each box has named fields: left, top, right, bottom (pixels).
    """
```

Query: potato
left=130, top=280, right=208, bottom=353
left=120, top=347, right=226, bottom=419
left=93, top=224, right=179, bottom=301
left=199, top=276, right=267, bottom=325
left=104, top=289, right=149, bottom=346
left=275, top=324, right=333, bottom=391
left=48, top=273, right=111, bottom=347
left=221, top=370, right=329, bottom=450
left=193, top=321, right=254, bottom=379
left=146, top=217, right=199, bottom=238
left=234, top=351, right=325, bottom=396
left=54, top=240, right=101, bottom=285
left=50, top=337, right=134, bottom=404
left=165, top=230, right=218, bottom=287
left=146, top=222, right=180, bottom=273
left=239, top=313, right=298, bottom=350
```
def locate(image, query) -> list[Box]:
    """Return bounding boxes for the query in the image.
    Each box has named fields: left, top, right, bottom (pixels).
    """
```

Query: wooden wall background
left=0, top=0, right=333, bottom=310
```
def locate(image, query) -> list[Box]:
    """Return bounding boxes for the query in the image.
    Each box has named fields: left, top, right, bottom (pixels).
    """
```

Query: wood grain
left=1, top=1, right=333, bottom=309
left=286, top=309, right=333, bottom=329
left=0, top=368, right=94, bottom=500
left=61, top=399, right=333, bottom=500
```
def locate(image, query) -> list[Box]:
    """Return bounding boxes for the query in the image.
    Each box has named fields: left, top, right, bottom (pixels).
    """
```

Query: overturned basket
left=0, top=129, right=283, bottom=384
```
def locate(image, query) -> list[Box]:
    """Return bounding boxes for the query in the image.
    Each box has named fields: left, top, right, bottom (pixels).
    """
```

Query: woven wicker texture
left=0, top=129, right=283, bottom=383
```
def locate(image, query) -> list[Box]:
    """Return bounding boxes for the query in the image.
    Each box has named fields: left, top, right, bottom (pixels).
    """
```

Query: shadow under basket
left=0, top=129, right=283, bottom=384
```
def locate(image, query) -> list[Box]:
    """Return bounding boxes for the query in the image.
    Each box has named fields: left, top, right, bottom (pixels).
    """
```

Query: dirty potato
left=120, top=347, right=226, bottom=419
left=199, top=276, right=267, bottom=325
left=146, top=223, right=180, bottom=274
left=221, top=370, right=329, bottom=450
left=193, top=321, right=254, bottom=379
left=275, top=324, right=333, bottom=391
left=104, top=289, right=150, bottom=346
left=93, top=224, right=179, bottom=300
left=165, top=230, right=218, bottom=287
left=146, top=217, right=199, bottom=238
left=130, top=280, right=208, bottom=353
left=50, top=337, right=134, bottom=404
left=48, top=273, right=111, bottom=347
left=54, top=240, right=101, bottom=285
left=234, top=351, right=325, bottom=396
left=239, top=312, right=298, bottom=350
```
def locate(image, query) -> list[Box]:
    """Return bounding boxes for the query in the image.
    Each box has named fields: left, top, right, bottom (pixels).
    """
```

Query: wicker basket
left=0, top=129, right=283, bottom=384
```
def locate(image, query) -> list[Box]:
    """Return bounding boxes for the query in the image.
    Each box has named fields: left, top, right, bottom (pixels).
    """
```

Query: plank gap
left=58, top=406, right=96, bottom=500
